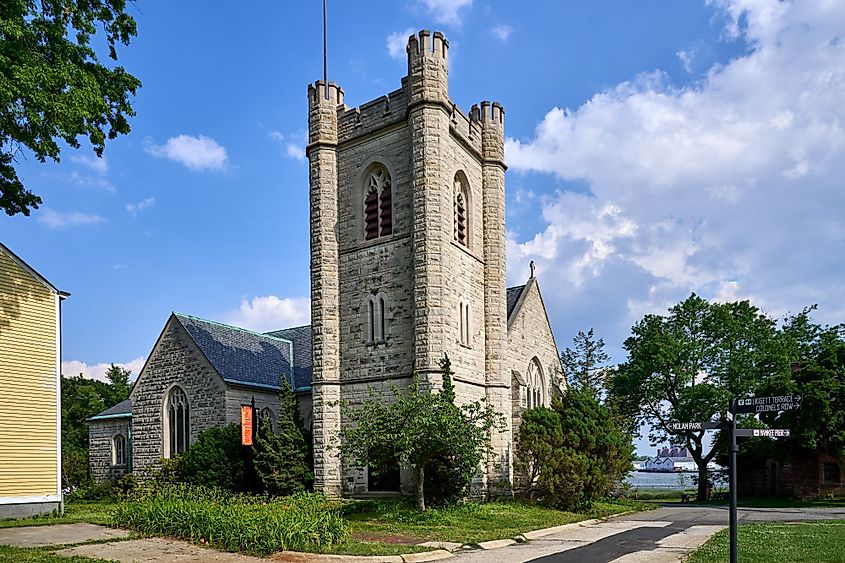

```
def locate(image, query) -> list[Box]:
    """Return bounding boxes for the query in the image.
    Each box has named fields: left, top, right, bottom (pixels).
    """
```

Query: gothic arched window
left=113, top=434, right=127, bottom=466
left=164, top=386, right=190, bottom=457
left=364, top=165, right=392, bottom=240
left=260, top=407, right=274, bottom=431
left=454, top=173, right=470, bottom=247
left=526, top=357, right=545, bottom=408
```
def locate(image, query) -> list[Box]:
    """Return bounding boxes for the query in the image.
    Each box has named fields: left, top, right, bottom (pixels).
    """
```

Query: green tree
left=253, top=380, right=313, bottom=496
left=761, top=310, right=845, bottom=457
left=1, top=0, right=141, bottom=216
left=104, top=364, right=130, bottom=405
left=337, top=356, right=503, bottom=511
left=561, top=328, right=610, bottom=398
left=607, top=294, right=785, bottom=499
left=61, top=369, right=131, bottom=487
left=515, top=388, right=633, bottom=510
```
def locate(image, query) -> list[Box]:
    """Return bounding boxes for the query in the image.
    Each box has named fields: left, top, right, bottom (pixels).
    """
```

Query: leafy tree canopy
left=61, top=366, right=131, bottom=487
left=1, top=0, right=141, bottom=215
left=607, top=293, right=786, bottom=498
left=336, top=355, right=503, bottom=511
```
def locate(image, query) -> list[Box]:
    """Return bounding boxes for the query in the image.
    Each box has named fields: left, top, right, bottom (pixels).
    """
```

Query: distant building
left=0, top=243, right=69, bottom=517
left=740, top=452, right=845, bottom=499
left=657, top=446, right=691, bottom=458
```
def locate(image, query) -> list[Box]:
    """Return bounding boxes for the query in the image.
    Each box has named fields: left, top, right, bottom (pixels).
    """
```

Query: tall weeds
left=112, top=483, right=347, bottom=555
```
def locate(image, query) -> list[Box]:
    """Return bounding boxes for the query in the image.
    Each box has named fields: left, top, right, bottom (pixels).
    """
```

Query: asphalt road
left=452, top=505, right=845, bottom=563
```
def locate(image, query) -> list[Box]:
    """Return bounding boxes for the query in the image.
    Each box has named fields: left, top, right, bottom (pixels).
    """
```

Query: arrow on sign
left=734, top=394, right=802, bottom=414
left=735, top=428, right=791, bottom=438
left=668, top=421, right=723, bottom=431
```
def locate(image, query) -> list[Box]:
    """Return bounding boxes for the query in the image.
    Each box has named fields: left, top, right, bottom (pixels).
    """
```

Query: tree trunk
left=414, top=465, right=426, bottom=512
left=697, top=463, right=709, bottom=500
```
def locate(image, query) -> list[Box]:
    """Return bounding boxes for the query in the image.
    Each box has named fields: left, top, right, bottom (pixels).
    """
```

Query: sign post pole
left=729, top=398, right=738, bottom=563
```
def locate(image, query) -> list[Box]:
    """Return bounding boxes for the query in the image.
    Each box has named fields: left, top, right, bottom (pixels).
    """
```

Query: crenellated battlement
left=308, top=80, right=345, bottom=107
left=470, top=101, right=505, bottom=129
left=407, top=29, right=449, bottom=65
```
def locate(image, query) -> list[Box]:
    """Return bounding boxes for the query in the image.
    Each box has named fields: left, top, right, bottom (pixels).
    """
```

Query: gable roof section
left=0, top=242, right=70, bottom=298
left=89, top=399, right=131, bottom=421
left=174, top=313, right=294, bottom=391
left=265, top=325, right=312, bottom=391
left=507, top=285, right=526, bottom=321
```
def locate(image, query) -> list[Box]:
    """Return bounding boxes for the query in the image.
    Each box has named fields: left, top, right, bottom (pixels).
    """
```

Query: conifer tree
left=253, top=379, right=313, bottom=496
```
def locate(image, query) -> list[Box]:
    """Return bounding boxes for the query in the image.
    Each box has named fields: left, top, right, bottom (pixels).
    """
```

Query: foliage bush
left=112, top=483, right=348, bottom=555
left=253, top=380, right=313, bottom=496
left=177, top=424, right=259, bottom=493
left=337, top=355, right=502, bottom=511
left=515, top=388, right=634, bottom=511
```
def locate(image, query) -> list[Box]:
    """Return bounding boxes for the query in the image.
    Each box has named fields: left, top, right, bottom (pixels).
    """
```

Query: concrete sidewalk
left=0, top=522, right=130, bottom=548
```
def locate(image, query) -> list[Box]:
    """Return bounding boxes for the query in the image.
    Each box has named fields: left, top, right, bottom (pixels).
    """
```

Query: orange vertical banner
left=241, top=405, right=254, bottom=446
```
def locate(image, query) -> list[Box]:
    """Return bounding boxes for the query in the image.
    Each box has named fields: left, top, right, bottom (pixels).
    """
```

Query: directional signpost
left=669, top=393, right=801, bottom=563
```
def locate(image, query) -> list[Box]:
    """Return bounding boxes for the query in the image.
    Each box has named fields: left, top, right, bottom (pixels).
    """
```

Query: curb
left=273, top=549, right=453, bottom=562
left=273, top=510, right=640, bottom=561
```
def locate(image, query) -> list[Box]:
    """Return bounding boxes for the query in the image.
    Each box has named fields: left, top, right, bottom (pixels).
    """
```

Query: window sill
left=366, top=340, right=388, bottom=347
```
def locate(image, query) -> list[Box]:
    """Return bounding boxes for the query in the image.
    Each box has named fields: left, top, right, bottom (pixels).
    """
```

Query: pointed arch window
left=526, top=358, right=545, bottom=408
left=454, top=173, right=470, bottom=247
left=164, top=386, right=190, bottom=457
left=112, top=434, right=127, bottom=466
left=364, top=165, right=392, bottom=240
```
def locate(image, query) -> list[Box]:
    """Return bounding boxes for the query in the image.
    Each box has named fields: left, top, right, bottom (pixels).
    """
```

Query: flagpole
left=323, top=0, right=328, bottom=99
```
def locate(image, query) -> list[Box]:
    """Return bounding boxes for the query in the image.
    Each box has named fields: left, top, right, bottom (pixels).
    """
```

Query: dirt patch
left=352, top=531, right=425, bottom=545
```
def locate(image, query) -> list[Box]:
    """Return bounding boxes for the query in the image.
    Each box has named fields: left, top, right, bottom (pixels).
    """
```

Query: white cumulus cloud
left=420, top=0, right=472, bottom=26
left=126, top=197, right=155, bottom=217
left=62, top=357, right=146, bottom=382
left=387, top=28, right=415, bottom=60
left=492, top=24, right=513, bottom=42
left=223, top=295, right=311, bottom=333
left=69, top=154, right=109, bottom=174
left=505, top=0, right=845, bottom=344
left=38, top=209, right=105, bottom=229
left=146, top=134, right=228, bottom=171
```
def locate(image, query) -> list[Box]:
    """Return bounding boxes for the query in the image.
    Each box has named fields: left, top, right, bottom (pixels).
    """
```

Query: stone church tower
left=308, top=30, right=511, bottom=496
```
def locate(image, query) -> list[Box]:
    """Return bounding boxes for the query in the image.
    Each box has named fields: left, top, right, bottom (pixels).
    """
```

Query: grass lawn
left=687, top=520, right=845, bottom=563
left=0, top=502, right=114, bottom=529
left=340, top=498, right=651, bottom=547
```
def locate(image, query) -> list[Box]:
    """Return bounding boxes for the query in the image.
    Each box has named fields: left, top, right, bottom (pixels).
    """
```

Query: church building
left=89, top=30, right=564, bottom=496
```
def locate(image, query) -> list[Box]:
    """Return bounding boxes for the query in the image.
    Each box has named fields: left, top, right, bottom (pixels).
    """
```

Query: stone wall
left=309, top=29, right=513, bottom=496
left=130, top=316, right=228, bottom=477
left=507, top=278, right=565, bottom=438
left=88, top=418, right=130, bottom=484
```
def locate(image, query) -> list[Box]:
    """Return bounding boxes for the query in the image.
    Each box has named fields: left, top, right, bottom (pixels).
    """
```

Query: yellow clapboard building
left=0, top=242, right=68, bottom=517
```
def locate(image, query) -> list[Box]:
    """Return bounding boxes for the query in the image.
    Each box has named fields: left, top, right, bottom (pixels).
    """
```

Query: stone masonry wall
left=130, top=316, right=227, bottom=477
left=88, top=418, right=130, bottom=484
left=507, top=278, right=564, bottom=438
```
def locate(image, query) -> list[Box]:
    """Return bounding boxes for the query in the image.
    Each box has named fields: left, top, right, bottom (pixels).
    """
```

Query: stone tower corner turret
left=407, top=30, right=450, bottom=106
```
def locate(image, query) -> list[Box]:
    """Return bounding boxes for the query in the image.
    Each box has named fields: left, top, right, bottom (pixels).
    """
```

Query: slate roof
left=175, top=313, right=294, bottom=391
left=507, top=285, right=526, bottom=320
left=265, top=325, right=312, bottom=391
left=89, top=399, right=131, bottom=421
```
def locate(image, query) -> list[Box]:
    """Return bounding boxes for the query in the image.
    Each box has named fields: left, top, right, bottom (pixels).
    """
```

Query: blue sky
left=3, top=1, right=844, bottom=455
